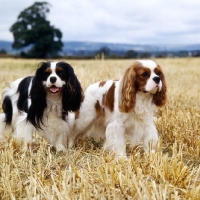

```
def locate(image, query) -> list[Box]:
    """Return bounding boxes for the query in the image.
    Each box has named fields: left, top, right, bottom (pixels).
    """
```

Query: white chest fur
left=38, top=100, right=72, bottom=147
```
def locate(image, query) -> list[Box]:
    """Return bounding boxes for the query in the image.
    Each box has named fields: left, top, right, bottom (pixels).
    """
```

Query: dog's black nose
left=153, top=76, right=160, bottom=84
left=50, top=76, right=57, bottom=83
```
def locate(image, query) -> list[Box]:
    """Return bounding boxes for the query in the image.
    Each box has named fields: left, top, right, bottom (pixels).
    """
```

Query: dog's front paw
left=56, top=144, right=66, bottom=152
left=67, top=136, right=75, bottom=148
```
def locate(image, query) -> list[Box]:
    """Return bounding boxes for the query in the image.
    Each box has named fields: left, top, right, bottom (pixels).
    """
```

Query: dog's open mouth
left=49, top=85, right=62, bottom=94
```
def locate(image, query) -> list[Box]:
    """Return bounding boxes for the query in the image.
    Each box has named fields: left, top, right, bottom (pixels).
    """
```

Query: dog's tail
left=2, top=96, right=13, bottom=125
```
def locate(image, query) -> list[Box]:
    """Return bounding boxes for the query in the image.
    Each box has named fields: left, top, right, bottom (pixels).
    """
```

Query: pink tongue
left=50, top=87, right=59, bottom=93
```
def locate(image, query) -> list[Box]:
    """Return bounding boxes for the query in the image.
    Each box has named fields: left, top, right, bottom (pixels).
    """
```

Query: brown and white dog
left=72, top=60, right=167, bottom=156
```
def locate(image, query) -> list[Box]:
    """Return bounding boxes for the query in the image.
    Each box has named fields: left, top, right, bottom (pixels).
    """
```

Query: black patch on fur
left=2, top=96, right=13, bottom=125
left=27, top=62, right=50, bottom=130
left=56, top=62, right=83, bottom=120
left=17, top=76, right=33, bottom=113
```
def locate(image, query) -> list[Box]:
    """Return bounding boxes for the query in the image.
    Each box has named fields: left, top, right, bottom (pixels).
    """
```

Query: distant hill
left=1, top=40, right=200, bottom=57
left=62, top=41, right=200, bottom=52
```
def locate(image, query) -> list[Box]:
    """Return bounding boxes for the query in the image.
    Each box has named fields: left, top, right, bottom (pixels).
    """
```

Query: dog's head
left=36, top=62, right=77, bottom=97
left=42, top=62, right=67, bottom=95
left=28, top=61, right=83, bottom=129
left=119, top=60, right=167, bottom=112
left=134, top=60, right=164, bottom=94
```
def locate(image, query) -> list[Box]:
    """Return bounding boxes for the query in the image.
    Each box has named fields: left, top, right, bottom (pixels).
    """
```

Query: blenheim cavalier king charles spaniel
left=73, top=60, right=167, bottom=156
left=0, top=61, right=83, bottom=151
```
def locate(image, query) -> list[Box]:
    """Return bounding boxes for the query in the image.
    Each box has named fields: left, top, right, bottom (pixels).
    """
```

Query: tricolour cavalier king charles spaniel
left=73, top=60, right=167, bottom=156
left=0, top=61, right=83, bottom=151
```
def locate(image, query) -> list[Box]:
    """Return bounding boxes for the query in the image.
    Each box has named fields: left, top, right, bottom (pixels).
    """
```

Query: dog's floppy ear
left=27, top=62, right=49, bottom=129
left=118, top=65, right=137, bottom=113
left=153, top=65, right=167, bottom=107
left=60, top=62, right=83, bottom=114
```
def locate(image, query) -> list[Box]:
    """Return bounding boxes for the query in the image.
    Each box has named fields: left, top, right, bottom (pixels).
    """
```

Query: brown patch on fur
left=102, top=82, right=115, bottom=112
left=153, top=65, right=167, bottom=107
left=95, top=100, right=105, bottom=119
left=56, top=66, right=63, bottom=72
left=45, top=67, right=52, bottom=73
left=99, top=81, right=106, bottom=87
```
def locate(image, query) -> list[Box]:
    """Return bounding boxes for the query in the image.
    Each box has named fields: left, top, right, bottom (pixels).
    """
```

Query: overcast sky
left=0, top=0, right=200, bottom=45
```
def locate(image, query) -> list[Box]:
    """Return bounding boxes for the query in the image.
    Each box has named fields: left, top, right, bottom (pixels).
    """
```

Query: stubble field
left=0, top=58, right=199, bottom=199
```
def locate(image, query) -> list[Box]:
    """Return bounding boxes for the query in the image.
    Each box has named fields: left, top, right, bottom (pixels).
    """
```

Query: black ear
left=27, top=62, right=49, bottom=129
left=60, top=62, right=83, bottom=113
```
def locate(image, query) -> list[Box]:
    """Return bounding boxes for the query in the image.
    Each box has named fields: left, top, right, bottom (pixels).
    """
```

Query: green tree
left=10, top=2, right=63, bottom=58
left=124, top=50, right=138, bottom=58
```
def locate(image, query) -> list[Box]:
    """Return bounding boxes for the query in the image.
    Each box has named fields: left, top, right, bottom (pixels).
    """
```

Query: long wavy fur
left=118, top=65, right=137, bottom=113
left=27, top=62, right=48, bottom=129
left=60, top=62, right=83, bottom=118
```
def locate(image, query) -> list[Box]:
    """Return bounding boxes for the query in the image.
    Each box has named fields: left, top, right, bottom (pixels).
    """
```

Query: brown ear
left=118, top=65, right=137, bottom=113
left=153, top=66, right=167, bottom=107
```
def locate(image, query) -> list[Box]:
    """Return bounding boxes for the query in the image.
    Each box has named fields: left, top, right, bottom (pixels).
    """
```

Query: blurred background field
left=0, top=58, right=199, bottom=199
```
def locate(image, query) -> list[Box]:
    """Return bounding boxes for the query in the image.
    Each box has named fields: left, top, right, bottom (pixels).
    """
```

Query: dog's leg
left=130, top=120, right=158, bottom=153
left=14, top=113, right=34, bottom=151
left=143, top=124, right=158, bottom=153
left=130, top=122, right=143, bottom=148
left=73, top=99, right=97, bottom=145
left=105, top=121, right=126, bottom=156
left=129, top=119, right=144, bottom=149
left=88, top=122, right=105, bottom=142
left=130, top=133, right=142, bottom=148
left=55, top=134, right=66, bottom=152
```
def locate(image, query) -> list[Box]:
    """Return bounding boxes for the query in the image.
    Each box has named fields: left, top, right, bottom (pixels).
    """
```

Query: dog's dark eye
left=141, top=72, right=149, bottom=77
left=57, top=71, right=63, bottom=76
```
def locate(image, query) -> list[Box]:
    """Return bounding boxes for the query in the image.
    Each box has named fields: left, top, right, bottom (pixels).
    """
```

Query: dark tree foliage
left=0, top=49, right=7, bottom=55
left=10, top=2, right=63, bottom=58
left=124, top=50, right=138, bottom=58
left=96, top=46, right=110, bottom=56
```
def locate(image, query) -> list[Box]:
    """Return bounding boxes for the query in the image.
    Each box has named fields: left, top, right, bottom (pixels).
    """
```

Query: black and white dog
left=0, top=61, right=83, bottom=150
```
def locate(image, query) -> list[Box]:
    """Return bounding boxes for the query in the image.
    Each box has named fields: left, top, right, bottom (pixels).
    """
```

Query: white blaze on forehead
left=137, top=60, right=157, bottom=70
left=50, top=62, right=57, bottom=73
